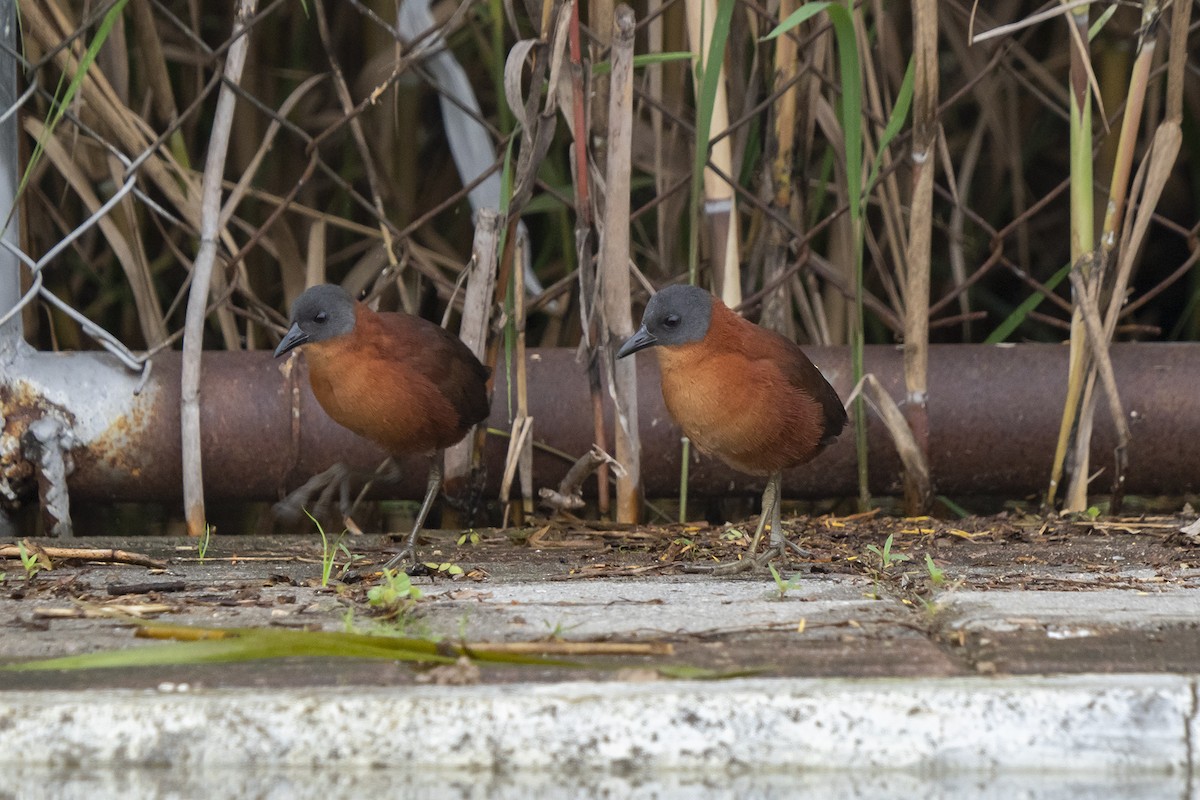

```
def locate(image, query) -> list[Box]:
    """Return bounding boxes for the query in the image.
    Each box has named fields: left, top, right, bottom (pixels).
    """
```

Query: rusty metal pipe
left=2, top=344, right=1199, bottom=507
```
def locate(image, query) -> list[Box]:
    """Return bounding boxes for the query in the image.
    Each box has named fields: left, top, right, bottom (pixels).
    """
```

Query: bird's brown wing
left=372, top=311, right=491, bottom=432
left=748, top=324, right=848, bottom=447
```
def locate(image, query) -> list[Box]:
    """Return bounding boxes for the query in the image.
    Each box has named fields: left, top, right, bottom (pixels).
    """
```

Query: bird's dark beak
left=617, top=325, right=657, bottom=359
left=273, top=322, right=309, bottom=358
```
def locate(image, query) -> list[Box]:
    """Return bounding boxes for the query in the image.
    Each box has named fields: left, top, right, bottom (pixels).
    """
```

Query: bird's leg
left=745, top=472, right=780, bottom=556
left=768, top=473, right=784, bottom=549
left=694, top=475, right=779, bottom=576
left=382, top=462, right=442, bottom=571
left=755, top=472, right=812, bottom=565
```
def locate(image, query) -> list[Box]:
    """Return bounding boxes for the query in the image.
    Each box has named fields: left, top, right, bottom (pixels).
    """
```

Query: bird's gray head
left=273, top=284, right=358, bottom=357
left=616, top=284, right=713, bottom=358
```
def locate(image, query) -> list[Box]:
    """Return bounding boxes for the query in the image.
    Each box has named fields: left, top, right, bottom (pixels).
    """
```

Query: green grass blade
left=863, top=58, right=915, bottom=199
left=593, top=51, right=693, bottom=76
left=983, top=262, right=1070, bottom=344
left=2, top=630, right=456, bottom=672
left=764, top=3, right=833, bottom=39
left=768, top=2, right=869, bottom=506
left=1, top=623, right=590, bottom=672
left=19, top=0, right=132, bottom=206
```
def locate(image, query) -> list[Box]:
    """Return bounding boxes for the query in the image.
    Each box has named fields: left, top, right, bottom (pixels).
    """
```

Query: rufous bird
left=617, top=284, right=847, bottom=571
left=274, top=284, right=490, bottom=570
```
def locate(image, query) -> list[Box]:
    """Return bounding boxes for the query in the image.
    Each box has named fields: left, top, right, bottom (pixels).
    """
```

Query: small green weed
left=304, top=509, right=348, bottom=588
left=924, top=553, right=945, bottom=587
left=542, top=619, right=582, bottom=641
left=18, top=541, right=44, bottom=580
left=367, top=568, right=424, bottom=611
left=337, top=541, right=363, bottom=574
left=197, top=524, right=213, bottom=562
left=767, top=564, right=803, bottom=600
left=457, top=530, right=481, bottom=546
left=423, top=561, right=464, bottom=578
left=866, top=534, right=911, bottom=570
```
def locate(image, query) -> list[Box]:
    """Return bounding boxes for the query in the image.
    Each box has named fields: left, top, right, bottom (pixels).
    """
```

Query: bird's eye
left=314, top=311, right=328, bottom=324
left=663, top=314, right=681, bottom=329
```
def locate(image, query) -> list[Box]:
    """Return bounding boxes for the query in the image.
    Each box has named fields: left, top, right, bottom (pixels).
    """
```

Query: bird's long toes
left=752, top=543, right=788, bottom=568
left=381, top=546, right=416, bottom=574
left=709, top=557, right=758, bottom=576
left=777, top=542, right=816, bottom=561
left=768, top=534, right=816, bottom=561
left=271, top=496, right=307, bottom=523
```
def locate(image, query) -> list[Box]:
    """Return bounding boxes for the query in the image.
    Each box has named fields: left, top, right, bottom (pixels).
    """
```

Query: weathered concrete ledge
left=0, top=675, right=1194, bottom=774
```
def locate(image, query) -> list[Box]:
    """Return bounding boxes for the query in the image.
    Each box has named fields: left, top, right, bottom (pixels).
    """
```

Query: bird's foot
left=753, top=534, right=814, bottom=568
left=380, top=544, right=416, bottom=574
left=679, top=535, right=811, bottom=576
left=273, top=464, right=353, bottom=526
left=771, top=535, right=813, bottom=560
left=680, top=553, right=762, bottom=575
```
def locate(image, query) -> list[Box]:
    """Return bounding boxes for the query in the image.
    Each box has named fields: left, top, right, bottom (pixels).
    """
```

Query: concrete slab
left=415, top=576, right=896, bottom=639
left=934, top=589, right=1200, bottom=674
left=936, top=589, right=1200, bottom=631
left=0, top=676, right=1193, bottom=774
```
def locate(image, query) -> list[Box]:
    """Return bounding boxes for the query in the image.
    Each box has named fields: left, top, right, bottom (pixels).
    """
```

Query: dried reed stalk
left=567, top=0, right=610, bottom=516
left=600, top=6, right=640, bottom=523
left=445, top=209, right=499, bottom=492
left=901, top=0, right=938, bottom=515
left=181, top=0, right=257, bottom=537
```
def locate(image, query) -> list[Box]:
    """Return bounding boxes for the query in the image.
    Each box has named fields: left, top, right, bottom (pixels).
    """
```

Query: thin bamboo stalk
left=686, top=0, right=741, bottom=305
left=181, top=0, right=257, bottom=538
left=600, top=5, right=640, bottom=524
left=761, top=0, right=799, bottom=338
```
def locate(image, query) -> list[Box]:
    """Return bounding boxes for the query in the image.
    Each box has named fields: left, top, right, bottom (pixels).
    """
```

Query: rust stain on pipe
left=6, top=344, right=1198, bottom=503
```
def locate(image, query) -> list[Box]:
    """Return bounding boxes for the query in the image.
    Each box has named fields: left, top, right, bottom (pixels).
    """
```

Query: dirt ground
left=2, top=510, right=1199, bottom=689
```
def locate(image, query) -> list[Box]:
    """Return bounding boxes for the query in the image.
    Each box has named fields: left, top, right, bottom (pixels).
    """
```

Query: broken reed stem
left=0, top=544, right=167, bottom=569
left=600, top=6, right=640, bottom=524
left=514, top=232, right=533, bottom=520
left=851, top=375, right=930, bottom=506
left=901, top=0, right=938, bottom=516
left=1068, top=267, right=1130, bottom=506
left=180, top=0, right=257, bottom=538
left=539, top=445, right=622, bottom=512
left=446, top=209, right=500, bottom=491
